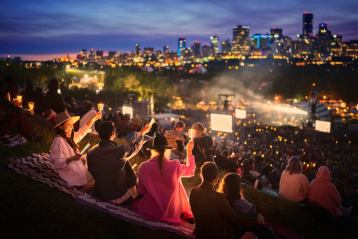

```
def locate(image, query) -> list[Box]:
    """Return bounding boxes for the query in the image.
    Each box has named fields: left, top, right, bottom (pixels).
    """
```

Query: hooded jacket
left=309, top=166, right=343, bottom=216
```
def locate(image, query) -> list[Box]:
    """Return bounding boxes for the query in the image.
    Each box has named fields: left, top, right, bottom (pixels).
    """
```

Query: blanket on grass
left=8, top=153, right=195, bottom=238
left=1, top=133, right=28, bottom=147
left=8, top=153, right=85, bottom=196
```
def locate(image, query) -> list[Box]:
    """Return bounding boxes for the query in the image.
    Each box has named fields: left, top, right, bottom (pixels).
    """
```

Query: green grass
left=1, top=136, right=356, bottom=239
left=0, top=139, right=183, bottom=239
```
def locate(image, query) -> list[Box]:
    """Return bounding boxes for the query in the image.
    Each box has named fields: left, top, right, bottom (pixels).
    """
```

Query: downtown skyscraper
left=232, top=25, right=250, bottom=57
left=210, top=35, right=219, bottom=56
left=177, top=37, right=187, bottom=57
left=303, top=12, right=314, bottom=37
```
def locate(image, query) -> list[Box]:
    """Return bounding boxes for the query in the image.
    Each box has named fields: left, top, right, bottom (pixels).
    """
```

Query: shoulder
left=51, top=136, right=66, bottom=146
left=138, top=160, right=151, bottom=171
left=298, top=173, right=309, bottom=181
left=189, top=186, right=201, bottom=198
left=280, top=170, right=289, bottom=177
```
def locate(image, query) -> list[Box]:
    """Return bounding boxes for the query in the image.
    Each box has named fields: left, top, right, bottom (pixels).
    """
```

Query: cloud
left=0, top=0, right=357, bottom=54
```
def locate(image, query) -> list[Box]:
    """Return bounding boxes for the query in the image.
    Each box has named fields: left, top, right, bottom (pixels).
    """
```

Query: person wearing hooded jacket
left=309, top=166, right=344, bottom=217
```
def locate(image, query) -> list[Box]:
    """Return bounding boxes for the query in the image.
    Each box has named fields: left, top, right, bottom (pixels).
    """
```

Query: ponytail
left=157, top=149, right=165, bottom=175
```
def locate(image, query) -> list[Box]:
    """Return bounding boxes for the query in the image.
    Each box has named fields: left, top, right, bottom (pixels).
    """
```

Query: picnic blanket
left=8, top=153, right=195, bottom=238
left=77, top=194, right=195, bottom=238
left=8, top=153, right=84, bottom=196
left=1, top=133, right=28, bottom=147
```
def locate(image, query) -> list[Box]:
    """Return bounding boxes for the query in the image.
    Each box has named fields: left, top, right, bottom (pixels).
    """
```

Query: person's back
left=279, top=157, right=309, bottom=202
left=193, top=135, right=213, bottom=164
left=87, top=121, right=140, bottom=203
left=44, top=91, right=65, bottom=113
left=134, top=135, right=195, bottom=224
left=87, top=141, right=136, bottom=201
left=44, top=79, right=65, bottom=113
left=309, top=166, right=343, bottom=216
left=190, top=162, right=257, bottom=239
left=190, top=183, right=236, bottom=239
left=279, top=169, right=309, bottom=202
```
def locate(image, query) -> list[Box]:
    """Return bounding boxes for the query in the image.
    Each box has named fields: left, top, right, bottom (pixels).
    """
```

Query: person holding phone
left=49, top=111, right=101, bottom=187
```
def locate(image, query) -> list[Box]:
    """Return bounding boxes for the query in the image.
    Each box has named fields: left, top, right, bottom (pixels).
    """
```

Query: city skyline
left=1, top=0, right=358, bottom=60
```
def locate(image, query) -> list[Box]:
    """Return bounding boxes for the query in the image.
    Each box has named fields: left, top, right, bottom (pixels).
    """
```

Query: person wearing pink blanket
left=133, top=134, right=195, bottom=224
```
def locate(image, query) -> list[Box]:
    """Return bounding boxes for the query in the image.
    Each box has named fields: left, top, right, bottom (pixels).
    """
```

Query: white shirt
left=49, top=124, right=91, bottom=186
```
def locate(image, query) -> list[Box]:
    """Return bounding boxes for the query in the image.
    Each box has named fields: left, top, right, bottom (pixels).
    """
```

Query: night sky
left=1, top=0, right=358, bottom=59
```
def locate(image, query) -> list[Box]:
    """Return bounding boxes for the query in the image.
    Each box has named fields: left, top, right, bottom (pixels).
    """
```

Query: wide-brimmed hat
left=151, top=133, right=173, bottom=150
left=53, top=111, right=80, bottom=128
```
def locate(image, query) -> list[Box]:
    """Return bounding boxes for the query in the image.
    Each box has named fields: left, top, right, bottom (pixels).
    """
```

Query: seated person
left=254, top=164, right=272, bottom=190
left=43, top=79, right=66, bottom=114
left=214, top=149, right=238, bottom=172
left=87, top=121, right=150, bottom=204
left=190, top=162, right=262, bottom=239
left=133, top=134, right=195, bottom=224
left=164, top=121, right=187, bottom=161
left=279, top=156, right=310, bottom=202
left=218, top=173, right=276, bottom=239
left=191, top=122, right=214, bottom=166
left=49, top=111, right=101, bottom=186
left=309, top=166, right=347, bottom=217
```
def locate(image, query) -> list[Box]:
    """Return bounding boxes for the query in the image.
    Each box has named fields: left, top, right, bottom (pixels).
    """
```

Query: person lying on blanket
left=133, top=134, right=196, bottom=224
left=49, top=111, right=101, bottom=187
left=87, top=121, right=151, bottom=205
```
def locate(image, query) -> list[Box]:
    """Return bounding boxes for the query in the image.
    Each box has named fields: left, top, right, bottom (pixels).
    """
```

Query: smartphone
left=80, top=143, right=91, bottom=154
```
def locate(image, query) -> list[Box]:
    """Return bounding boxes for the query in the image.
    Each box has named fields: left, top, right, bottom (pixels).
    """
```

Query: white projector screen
left=315, top=120, right=331, bottom=133
left=235, top=109, right=247, bottom=119
left=122, top=105, right=134, bottom=118
left=210, top=113, right=233, bottom=133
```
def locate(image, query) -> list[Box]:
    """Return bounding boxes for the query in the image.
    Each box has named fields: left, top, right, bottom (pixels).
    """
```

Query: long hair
left=218, top=173, right=242, bottom=202
left=56, top=124, right=79, bottom=153
left=153, top=148, right=165, bottom=175
left=286, top=156, right=303, bottom=175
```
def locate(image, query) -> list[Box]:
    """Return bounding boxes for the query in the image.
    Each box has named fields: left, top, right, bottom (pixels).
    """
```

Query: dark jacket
left=193, top=135, right=214, bottom=165
left=87, top=140, right=137, bottom=201
left=190, top=182, right=257, bottom=239
left=43, top=91, right=66, bottom=113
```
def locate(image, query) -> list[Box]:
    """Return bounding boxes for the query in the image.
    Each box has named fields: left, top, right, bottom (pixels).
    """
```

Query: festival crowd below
left=1, top=78, right=357, bottom=239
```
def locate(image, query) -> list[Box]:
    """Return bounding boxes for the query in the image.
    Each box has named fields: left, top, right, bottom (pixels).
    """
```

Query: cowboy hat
left=53, top=111, right=80, bottom=128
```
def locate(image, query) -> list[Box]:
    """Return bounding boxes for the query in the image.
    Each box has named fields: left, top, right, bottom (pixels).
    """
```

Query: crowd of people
left=1, top=78, right=358, bottom=239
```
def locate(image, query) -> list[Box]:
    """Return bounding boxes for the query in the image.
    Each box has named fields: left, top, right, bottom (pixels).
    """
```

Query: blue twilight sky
left=0, top=0, right=358, bottom=57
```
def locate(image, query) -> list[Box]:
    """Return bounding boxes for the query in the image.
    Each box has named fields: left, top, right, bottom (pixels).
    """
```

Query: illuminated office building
left=221, top=39, right=232, bottom=54
left=202, top=45, right=213, bottom=58
left=303, top=12, right=314, bottom=37
left=232, top=25, right=250, bottom=56
left=210, top=35, right=219, bottom=55
left=177, top=37, right=187, bottom=57
left=135, top=44, right=141, bottom=56
left=191, top=41, right=202, bottom=58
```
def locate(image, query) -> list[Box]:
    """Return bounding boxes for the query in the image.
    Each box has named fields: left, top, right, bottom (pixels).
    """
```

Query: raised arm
left=74, top=111, right=101, bottom=143
left=122, top=122, right=152, bottom=161
left=178, top=140, right=196, bottom=177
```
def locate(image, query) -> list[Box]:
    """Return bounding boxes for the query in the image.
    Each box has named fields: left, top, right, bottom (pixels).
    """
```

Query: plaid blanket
left=1, top=133, right=28, bottom=147
left=8, top=153, right=195, bottom=238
